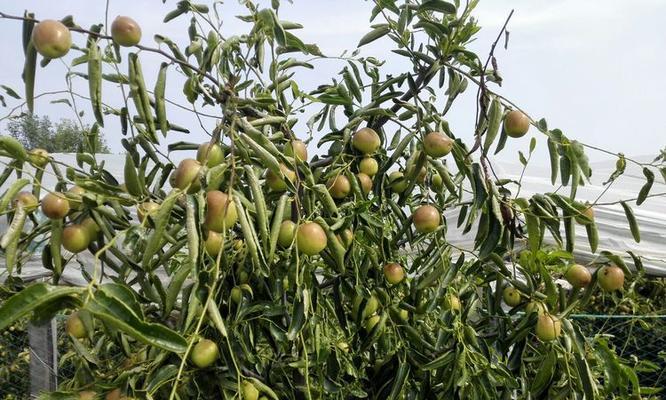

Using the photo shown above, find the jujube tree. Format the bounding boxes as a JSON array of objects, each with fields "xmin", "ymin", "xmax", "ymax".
[{"xmin": 0, "ymin": 1, "xmax": 663, "ymax": 399}]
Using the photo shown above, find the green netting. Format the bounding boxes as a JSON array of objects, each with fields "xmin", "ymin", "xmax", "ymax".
[
  {"xmin": 1, "ymin": 314, "xmax": 665, "ymax": 398},
  {"xmin": 572, "ymin": 314, "xmax": 666, "ymax": 391},
  {"xmin": 0, "ymin": 319, "xmax": 29, "ymax": 400}
]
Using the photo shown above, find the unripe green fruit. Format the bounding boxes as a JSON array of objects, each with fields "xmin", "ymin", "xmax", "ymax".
[
  {"xmin": 28, "ymin": 148, "xmax": 50, "ymax": 168},
  {"xmin": 296, "ymin": 222, "xmax": 327, "ymax": 255},
  {"xmin": 352, "ymin": 127, "xmax": 381, "ymax": 154},
  {"xmin": 241, "ymin": 380, "xmax": 259, "ymax": 400},
  {"xmin": 598, "ymin": 265, "xmax": 625, "ymax": 292},
  {"xmin": 336, "ymin": 228, "xmax": 354, "ymax": 248},
  {"xmin": 31, "ymin": 20, "xmax": 72, "ymax": 59},
  {"xmin": 191, "ymin": 339, "xmax": 219, "ymax": 368},
  {"xmin": 412, "ymin": 204, "xmax": 440, "ymax": 233},
  {"xmin": 278, "ymin": 220, "xmax": 296, "ymax": 248},
  {"xmin": 62, "ymin": 224, "xmax": 91, "ymax": 253},
  {"xmin": 359, "ymin": 157, "xmax": 378, "ymax": 176},
  {"xmin": 535, "ymin": 314, "xmax": 561, "ymax": 341},
  {"xmin": 389, "ymin": 171, "xmax": 407, "ymax": 193},
  {"xmin": 565, "ymin": 264, "xmax": 592, "ymax": 288},
  {"xmin": 111, "ymin": 16, "xmax": 142, "ymax": 47},
  {"xmin": 383, "ymin": 263, "xmax": 405, "ymax": 285},
  {"xmin": 204, "ymin": 231, "xmax": 223, "ymax": 257},
  {"xmin": 196, "ymin": 142, "xmax": 225, "ymax": 167},
  {"xmin": 205, "ymin": 191, "xmax": 238, "ymax": 232},
  {"xmin": 41, "ymin": 192, "xmax": 70, "ymax": 219},
  {"xmin": 431, "ymin": 173, "xmax": 443, "ymax": 190},
  {"xmin": 423, "ymin": 131, "xmax": 454, "ymax": 158},
  {"xmin": 266, "ymin": 164, "xmax": 296, "ymax": 192},
  {"xmin": 285, "ymin": 140, "xmax": 308, "ymax": 161},
  {"xmin": 231, "ymin": 286, "xmax": 243, "ymax": 304},
  {"xmin": 355, "ymin": 173, "xmax": 372, "ymax": 195},
  {"xmin": 327, "ymin": 175, "xmax": 351, "ymax": 199},
  {"xmin": 65, "ymin": 312, "xmax": 86, "ymax": 338},
  {"xmin": 504, "ymin": 110, "xmax": 530, "ymax": 138},
  {"xmin": 502, "ymin": 287, "xmax": 522, "ymax": 307},
  {"xmin": 173, "ymin": 158, "xmax": 202, "ymax": 193}
]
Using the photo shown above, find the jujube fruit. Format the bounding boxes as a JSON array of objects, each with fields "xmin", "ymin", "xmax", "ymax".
[
  {"xmin": 526, "ymin": 301, "xmax": 545, "ymax": 316},
  {"xmin": 41, "ymin": 192, "xmax": 70, "ymax": 219},
  {"xmin": 205, "ymin": 191, "xmax": 237, "ymax": 232},
  {"xmin": 359, "ymin": 157, "xmax": 378, "ymax": 176},
  {"xmin": 196, "ymin": 142, "xmax": 225, "ymax": 167},
  {"xmin": 336, "ymin": 228, "xmax": 354, "ymax": 248},
  {"xmin": 431, "ymin": 173, "xmax": 443, "ymax": 190},
  {"xmin": 502, "ymin": 286, "xmax": 522, "ymax": 307},
  {"xmin": 423, "ymin": 132, "xmax": 454, "ymax": 158},
  {"xmin": 565, "ymin": 263, "xmax": 592, "ymax": 288},
  {"xmin": 81, "ymin": 217, "xmax": 100, "ymax": 238},
  {"xmin": 173, "ymin": 158, "xmax": 202, "ymax": 193},
  {"xmin": 62, "ymin": 224, "xmax": 91, "ymax": 253},
  {"xmin": 383, "ymin": 263, "xmax": 405, "ymax": 285},
  {"xmin": 66, "ymin": 186, "xmax": 85, "ymax": 210},
  {"xmin": 535, "ymin": 313, "xmax": 561, "ymax": 341},
  {"xmin": 31, "ymin": 20, "xmax": 72, "ymax": 59},
  {"xmin": 285, "ymin": 140, "xmax": 308, "ymax": 161},
  {"xmin": 266, "ymin": 164, "xmax": 296, "ymax": 192},
  {"xmin": 296, "ymin": 222, "xmax": 327, "ymax": 255},
  {"xmin": 28, "ymin": 148, "xmax": 50, "ymax": 168},
  {"xmin": 111, "ymin": 16, "xmax": 142, "ymax": 47},
  {"xmin": 205, "ymin": 231, "xmax": 223, "ymax": 257},
  {"xmin": 389, "ymin": 171, "xmax": 407, "ymax": 193},
  {"xmin": 356, "ymin": 173, "xmax": 373, "ymax": 195},
  {"xmin": 278, "ymin": 220, "xmax": 296, "ymax": 248},
  {"xmin": 137, "ymin": 201, "xmax": 159, "ymax": 223},
  {"xmin": 351, "ymin": 127, "xmax": 381, "ymax": 154},
  {"xmin": 598, "ymin": 265, "xmax": 625, "ymax": 291},
  {"xmin": 191, "ymin": 338, "xmax": 219, "ymax": 368},
  {"xmin": 412, "ymin": 204, "xmax": 440, "ymax": 233},
  {"xmin": 78, "ymin": 391, "xmax": 97, "ymax": 400},
  {"xmin": 442, "ymin": 294, "xmax": 461, "ymax": 312},
  {"xmin": 65, "ymin": 312, "xmax": 86, "ymax": 338},
  {"xmin": 14, "ymin": 191, "xmax": 39, "ymax": 210},
  {"xmin": 327, "ymin": 175, "xmax": 351, "ymax": 199},
  {"xmin": 241, "ymin": 381, "xmax": 259, "ymax": 400},
  {"xmin": 504, "ymin": 110, "xmax": 530, "ymax": 138},
  {"xmin": 231, "ymin": 286, "xmax": 243, "ymax": 303}
]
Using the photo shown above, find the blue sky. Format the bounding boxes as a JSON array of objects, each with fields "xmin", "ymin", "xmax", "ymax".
[{"xmin": 0, "ymin": 0, "xmax": 664, "ymax": 167}]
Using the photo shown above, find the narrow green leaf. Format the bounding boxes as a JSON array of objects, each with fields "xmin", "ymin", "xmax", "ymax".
[
  {"xmin": 620, "ymin": 201, "xmax": 640, "ymax": 242},
  {"xmin": 0, "ymin": 283, "xmax": 83, "ymax": 330},
  {"xmin": 358, "ymin": 25, "xmax": 390, "ymax": 47}
]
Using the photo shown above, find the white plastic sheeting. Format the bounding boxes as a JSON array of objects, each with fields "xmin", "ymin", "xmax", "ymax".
[
  {"xmin": 1, "ymin": 153, "xmax": 665, "ymax": 285},
  {"xmin": 444, "ymin": 156, "xmax": 666, "ymax": 276}
]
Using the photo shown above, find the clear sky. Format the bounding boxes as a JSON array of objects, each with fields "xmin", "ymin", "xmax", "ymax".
[{"xmin": 0, "ymin": 0, "xmax": 664, "ymax": 167}]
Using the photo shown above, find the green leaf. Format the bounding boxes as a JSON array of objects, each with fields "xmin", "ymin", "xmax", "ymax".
[
  {"xmin": 483, "ymin": 97, "xmax": 502, "ymax": 155},
  {"xmin": 358, "ymin": 25, "xmax": 390, "ymax": 47},
  {"xmin": 636, "ymin": 167, "xmax": 654, "ymax": 205},
  {"xmin": 620, "ymin": 201, "xmax": 640, "ymax": 242},
  {"xmin": 142, "ymin": 190, "xmax": 180, "ymax": 270},
  {"xmin": 86, "ymin": 291, "xmax": 187, "ymax": 353},
  {"xmin": 419, "ymin": 0, "xmax": 456, "ymax": 14},
  {"xmin": 547, "ymin": 138, "xmax": 559, "ymax": 185},
  {"xmin": 0, "ymin": 283, "xmax": 83, "ymax": 331}
]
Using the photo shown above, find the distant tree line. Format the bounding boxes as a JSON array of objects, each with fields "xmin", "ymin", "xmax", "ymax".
[{"xmin": 6, "ymin": 114, "xmax": 110, "ymax": 153}]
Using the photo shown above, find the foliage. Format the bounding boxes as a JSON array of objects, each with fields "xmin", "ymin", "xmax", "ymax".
[
  {"xmin": 5, "ymin": 114, "xmax": 110, "ymax": 153},
  {"xmin": 0, "ymin": 1, "xmax": 664, "ymax": 399}
]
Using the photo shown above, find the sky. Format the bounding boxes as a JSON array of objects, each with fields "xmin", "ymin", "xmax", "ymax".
[{"xmin": 0, "ymin": 0, "xmax": 665, "ymax": 169}]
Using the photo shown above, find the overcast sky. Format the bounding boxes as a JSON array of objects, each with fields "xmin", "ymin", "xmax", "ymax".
[{"xmin": 0, "ymin": 0, "xmax": 664, "ymax": 168}]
